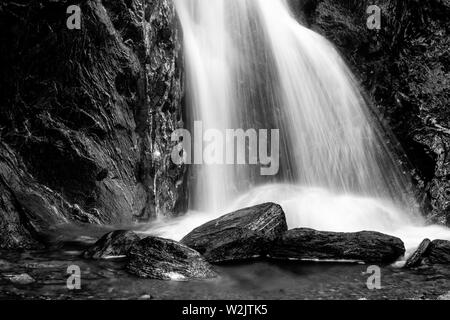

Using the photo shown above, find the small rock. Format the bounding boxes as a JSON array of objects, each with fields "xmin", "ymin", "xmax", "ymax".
[
  {"xmin": 181, "ymin": 202, "xmax": 288, "ymax": 263},
  {"xmin": 404, "ymin": 239, "xmax": 432, "ymax": 268},
  {"xmin": 268, "ymin": 228, "xmax": 405, "ymax": 263},
  {"xmin": 126, "ymin": 236, "xmax": 217, "ymax": 281},
  {"xmin": 427, "ymin": 240, "xmax": 450, "ymax": 264},
  {"xmin": 82, "ymin": 230, "xmax": 140, "ymax": 259}
]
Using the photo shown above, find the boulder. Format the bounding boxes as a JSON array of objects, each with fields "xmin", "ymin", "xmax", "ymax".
[
  {"xmin": 181, "ymin": 203, "xmax": 288, "ymax": 263},
  {"xmin": 126, "ymin": 237, "xmax": 216, "ymax": 281},
  {"xmin": 404, "ymin": 239, "xmax": 432, "ymax": 268},
  {"xmin": 268, "ymin": 228, "xmax": 405, "ymax": 263},
  {"xmin": 427, "ymin": 240, "xmax": 450, "ymax": 264},
  {"xmin": 82, "ymin": 230, "xmax": 140, "ymax": 259}
]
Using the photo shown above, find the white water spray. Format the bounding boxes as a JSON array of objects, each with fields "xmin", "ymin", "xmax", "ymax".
[{"xmin": 146, "ymin": 0, "xmax": 450, "ymax": 253}]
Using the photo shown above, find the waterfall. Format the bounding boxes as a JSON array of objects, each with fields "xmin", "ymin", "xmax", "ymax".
[{"xmin": 146, "ymin": 0, "xmax": 450, "ymax": 253}]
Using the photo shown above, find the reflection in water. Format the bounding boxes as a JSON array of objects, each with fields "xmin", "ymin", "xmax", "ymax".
[{"xmin": 1, "ymin": 248, "xmax": 449, "ymax": 300}]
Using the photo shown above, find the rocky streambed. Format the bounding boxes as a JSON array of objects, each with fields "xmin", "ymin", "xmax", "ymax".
[{"xmin": 1, "ymin": 203, "xmax": 449, "ymax": 300}]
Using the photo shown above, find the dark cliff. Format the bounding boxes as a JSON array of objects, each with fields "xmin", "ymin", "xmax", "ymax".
[
  {"xmin": 290, "ymin": 0, "xmax": 450, "ymax": 225},
  {"xmin": 0, "ymin": 0, "xmax": 185, "ymax": 249}
]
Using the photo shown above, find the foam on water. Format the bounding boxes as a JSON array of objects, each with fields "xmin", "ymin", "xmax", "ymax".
[{"xmin": 144, "ymin": 184, "xmax": 450, "ymax": 256}]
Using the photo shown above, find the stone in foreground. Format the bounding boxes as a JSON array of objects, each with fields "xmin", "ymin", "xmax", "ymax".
[
  {"xmin": 126, "ymin": 236, "xmax": 216, "ymax": 281},
  {"xmin": 269, "ymin": 228, "xmax": 405, "ymax": 263},
  {"xmin": 404, "ymin": 239, "xmax": 432, "ymax": 268},
  {"xmin": 427, "ymin": 240, "xmax": 450, "ymax": 264},
  {"xmin": 181, "ymin": 202, "xmax": 288, "ymax": 263},
  {"xmin": 82, "ymin": 230, "xmax": 140, "ymax": 259}
]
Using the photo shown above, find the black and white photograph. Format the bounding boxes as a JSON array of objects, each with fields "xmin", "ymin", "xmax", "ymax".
[{"xmin": 0, "ymin": 0, "xmax": 449, "ymax": 309}]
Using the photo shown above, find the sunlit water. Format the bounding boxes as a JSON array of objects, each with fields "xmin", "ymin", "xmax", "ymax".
[{"xmin": 146, "ymin": 0, "xmax": 450, "ymax": 257}]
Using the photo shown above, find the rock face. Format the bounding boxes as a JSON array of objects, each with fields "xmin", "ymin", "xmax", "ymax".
[
  {"xmin": 290, "ymin": 0, "xmax": 450, "ymax": 225},
  {"xmin": 181, "ymin": 203, "xmax": 288, "ymax": 263},
  {"xmin": 269, "ymin": 228, "xmax": 405, "ymax": 263},
  {"xmin": 5, "ymin": 274, "xmax": 35, "ymax": 285},
  {"xmin": 0, "ymin": 0, "xmax": 185, "ymax": 248},
  {"xmin": 403, "ymin": 239, "xmax": 450, "ymax": 267},
  {"xmin": 82, "ymin": 230, "xmax": 140, "ymax": 259},
  {"xmin": 126, "ymin": 237, "xmax": 216, "ymax": 280},
  {"xmin": 404, "ymin": 239, "xmax": 432, "ymax": 268},
  {"xmin": 427, "ymin": 240, "xmax": 450, "ymax": 264}
]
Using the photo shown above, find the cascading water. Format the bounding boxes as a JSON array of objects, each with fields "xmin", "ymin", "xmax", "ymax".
[{"xmin": 146, "ymin": 0, "xmax": 450, "ymax": 254}]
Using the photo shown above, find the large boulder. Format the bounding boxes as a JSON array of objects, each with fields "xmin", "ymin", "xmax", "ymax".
[
  {"xmin": 427, "ymin": 240, "xmax": 450, "ymax": 264},
  {"xmin": 82, "ymin": 230, "xmax": 140, "ymax": 259},
  {"xmin": 268, "ymin": 228, "xmax": 405, "ymax": 263},
  {"xmin": 181, "ymin": 203, "xmax": 288, "ymax": 263},
  {"xmin": 126, "ymin": 237, "xmax": 216, "ymax": 281},
  {"xmin": 404, "ymin": 239, "xmax": 432, "ymax": 268}
]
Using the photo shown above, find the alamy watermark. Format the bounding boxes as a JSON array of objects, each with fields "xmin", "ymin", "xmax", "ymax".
[
  {"xmin": 66, "ymin": 265, "xmax": 81, "ymax": 290},
  {"xmin": 365, "ymin": 265, "xmax": 381, "ymax": 290},
  {"xmin": 367, "ymin": 5, "xmax": 381, "ymax": 30},
  {"xmin": 171, "ymin": 121, "xmax": 280, "ymax": 176},
  {"xmin": 66, "ymin": 5, "xmax": 81, "ymax": 30}
]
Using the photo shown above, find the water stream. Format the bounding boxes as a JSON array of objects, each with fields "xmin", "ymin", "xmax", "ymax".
[{"xmin": 146, "ymin": 0, "xmax": 450, "ymax": 254}]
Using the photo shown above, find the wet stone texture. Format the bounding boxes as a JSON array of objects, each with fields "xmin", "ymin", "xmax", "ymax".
[
  {"xmin": 404, "ymin": 239, "xmax": 432, "ymax": 268},
  {"xmin": 0, "ymin": 0, "xmax": 185, "ymax": 249},
  {"xmin": 82, "ymin": 230, "xmax": 141, "ymax": 260},
  {"xmin": 126, "ymin": 236, "xmax": 217, "ymax": 280},
  {"xmin": 427, "ymin": 240, "xmax": 450, "ymax": 264},
  {"xmin": 181, "ymin": 203, "xmax": 288, "ymax": 263}
]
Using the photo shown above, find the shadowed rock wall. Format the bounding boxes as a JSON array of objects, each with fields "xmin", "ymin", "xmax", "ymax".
[{"xmin": 0, "ymin": 0, "xmax": 185, "ymax": 249}]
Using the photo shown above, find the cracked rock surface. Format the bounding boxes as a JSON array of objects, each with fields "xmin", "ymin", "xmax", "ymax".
[{"xmin": 0, "ymin": 0, "xmax": 185, "ymax": 248}]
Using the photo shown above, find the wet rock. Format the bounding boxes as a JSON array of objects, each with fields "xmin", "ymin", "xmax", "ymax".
[
  {"xmin": 5, "ymin": 273, "xmax": 35, "ymax": 285},
  {"xmin": 82, "ymin": 230, "xmax": 140, "ymax": 259},
  {"xmin": 0, "ymin": 143, "xmax": 59, "ymax": 249},
  {"xmin": 427, "ymin": 240, "xmax": 450, "ymax": 264},
  {"xmin": 181, "ymin": 203, "xmax": 288, "ymax": 263},
  {"xmin": 0, "ymin": 0, "xmax": 185, "ymax": 248},
  {"xmin": 269, "ymin": 228, "xmax": 405, "ymax": 263},
  {"xmin": 126, "ymin": 236, "xmax": 216, "ymax": 281},
  {"xmin": 404, "ymin": 239, "xmax": 432, "ymax": 268}
]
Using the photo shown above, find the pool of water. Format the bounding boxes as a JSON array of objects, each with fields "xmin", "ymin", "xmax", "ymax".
[{"xmin": 0, "ymin": 225, "xmax": 449, "ymax": 300}]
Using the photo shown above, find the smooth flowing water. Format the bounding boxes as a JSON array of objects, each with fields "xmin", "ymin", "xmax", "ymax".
[{"xmin": 146, "ymin": 0, "xmax": 450, "ymax": 253}]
